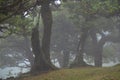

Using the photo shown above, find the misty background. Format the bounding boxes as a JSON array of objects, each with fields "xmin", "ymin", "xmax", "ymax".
[{"xmin": 0, "ymin": 0, "xmax": 120, "ymax": 79}]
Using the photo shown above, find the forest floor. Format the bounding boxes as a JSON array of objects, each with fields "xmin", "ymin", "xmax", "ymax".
[{"xmin": 20, "ymin": 65, "xmax": 120, "ymax": 80}]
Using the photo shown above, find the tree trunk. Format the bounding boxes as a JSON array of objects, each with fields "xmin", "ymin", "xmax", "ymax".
[
  {"xmin": 62, "ymin": 50, "xmax": 69, "ymax": 68},
  {"xmin": 70, "ymin": 28, "xmax": 88, "ymax": 68},
  {"xmin": 31, "ymin": 26, "xmax": 46, "ymax": 73},
  {"xmin": 41, "ymin": 2, "xmax": 52, "ymax": 63},
  {"xmin": 94, "ymin": 45, "xmax": 103, "ymax": 67},
  {"xmin": 31, "ymin": 26, "xmax": 55, "ymax": 73},
  {"xmin": 57, "ymin": 54, "xmax": 64, "ymax": 68},
  {"xmin": 31, "ymin": 1, "xmax": 57, "ymax": 73},
  {"xmin": 90, "ymin": 29, "xmax": 104, "ymax": 67}
]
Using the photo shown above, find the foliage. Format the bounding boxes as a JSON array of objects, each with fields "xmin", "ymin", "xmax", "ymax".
[
  {"xmin": 65, "ymin": 0, "xmax": 120, "ymax": 17},
  {"xmin": 64, "ymin": 0, "xmax": 120, "ymax": 67},
  {"xmin": 7, "ymin": 15, "xmax": 34, "ymax": 35},
  {"xmin": 0, "ymin": 13, "xmax": 35, "ymax": 38},
  {"xmin": 0, "ymin": 0, "xmax": 36, "ymax": 20},
  {"xmin": 64, "ymin": 0, "xmax": 120, "ymax": 29},
  {"xmin": 0, "ymin": 1, "xmax": 36, "ymax": 37}
]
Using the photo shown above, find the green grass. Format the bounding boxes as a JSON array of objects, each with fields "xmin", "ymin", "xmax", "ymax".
[{"xmin": 21, "ymin": 66, "xmax": 120, "ymax": 80}]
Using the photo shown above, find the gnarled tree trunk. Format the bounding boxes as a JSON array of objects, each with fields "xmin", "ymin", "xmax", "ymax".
[
  {"xmin": 31, "ymin": 26, "xmax": 46, "ymax": 73},
  {"xmin": 31, "ymin": 26, "xmax": 55, "ymax": 73},
  {"xmin": 31, "ymin": 1, "xmax": 56, "ymax": 73}
]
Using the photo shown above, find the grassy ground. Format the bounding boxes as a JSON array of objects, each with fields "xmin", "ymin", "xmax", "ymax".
[{"xmin": 21, "ymin": 65, "xmax": 120, "ymax": 80}]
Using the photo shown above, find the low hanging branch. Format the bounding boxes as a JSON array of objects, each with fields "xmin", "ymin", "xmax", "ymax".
[
  {"xmin": 0, "ymin": 0, "xmax": 21, "ymax": 12},
  {"xmin": 0, "ymin": 0, "xmax": 36, "ymax": 23}
]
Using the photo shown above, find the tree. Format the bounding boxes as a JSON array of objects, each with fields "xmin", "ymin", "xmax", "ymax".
[
  {"xmin": 0, "ymin": 0, "xmax": 59, "ymax": 73},
  {"xmin": 31, "ymin": 1, "xmax": 58, "ymax": 73},
  {"xmin": 4, "ymin": 15, "xmax": 34, "ymax": 66},
  {"xmin": 65, "ymin": 0, "xmax": 120, "ymax": 67},
  {"xmin": 70, "ymin": 27, "xmax": 89, "ymax": 67},
  {"xmin": 51, "ymin": 12, "xmax": 80, "ymax": 68},
  {"xmin": 0, "ymin": 0, "xmax": 36, "ymax": 23}
]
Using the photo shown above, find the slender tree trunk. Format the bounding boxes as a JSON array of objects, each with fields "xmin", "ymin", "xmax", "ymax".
[
  {"xmin": 62, "ymin": 50, "xmax": 69, "ymax": 68},
  {"xmin": 94, "ymin": 45, "xmax": 103, "ymax": 67},
  {"xmin": 90, "ymin": 29, "xmax": 104, "ymax": 67},
  {"xmin": 70, "ymin": 28, "xmax": 88, "ymax": 67},
  {"xmin": 41, "ymin": 2, "xmax": 53, "ymax": 64},
  {"xmin": 76, "ymin": 28, "xmax": 88, "ymax": 65},
  {"xmin": 57, "ymin": 55, "xmax": 64, "ymax": 68}
]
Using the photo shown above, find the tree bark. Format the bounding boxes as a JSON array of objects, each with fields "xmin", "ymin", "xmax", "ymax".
[
  {"xmin": 70, "ymin": 28, "xmax": 88, "ymax": 67},
  {"xmin": 62, "ymin": 50, "xmax": 69, "ymax": 68},
  {"xmin": 31, "ymin": 1, "xmax": 57, "ymax": 73},
  {"xmin": 90, "ymin": 29, "xmax": 104, "ymax": 67},
  {"xmin": 31, "ymin": 26, "xmax": 55, "ymax": 73},
  {"xmin": 41, "ymin": 2, "xmax": 53, "ymax": 64},
  {"xmin": 94, "ymin": 45, "xmax": 103, "ymax": 67},
  {"xmin": 31, "ymin": 26, "xmax": 45, "ymax": 73}
]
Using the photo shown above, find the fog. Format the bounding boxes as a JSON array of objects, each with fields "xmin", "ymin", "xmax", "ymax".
[{"xmin": 0, "ymin": 0, "xmax": 120, "ymax": 79}]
